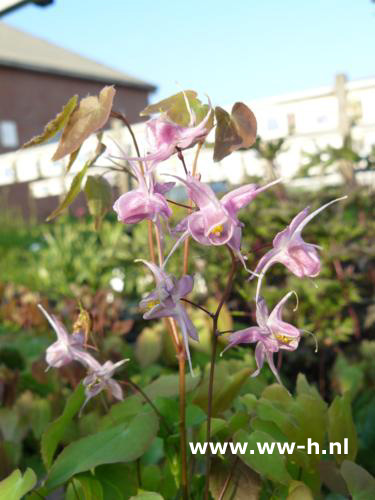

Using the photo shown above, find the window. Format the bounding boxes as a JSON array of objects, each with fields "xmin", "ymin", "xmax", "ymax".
[
  {"xmin": 267, "ymin": 117, "xmax": 279, "ymax": 131},
  {"xmin": 0, "ymin": 120, "xmax": 19, "ymax": 148}
]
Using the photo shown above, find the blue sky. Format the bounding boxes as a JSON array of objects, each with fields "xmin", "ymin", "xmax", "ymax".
[{"xmin": 4, "ymin": 0, "xmax": 375, "ymax": 105}]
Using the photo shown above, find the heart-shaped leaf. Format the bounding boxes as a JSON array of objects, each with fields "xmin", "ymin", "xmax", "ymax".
[
  {"xmin": 213, "ymin": 102, "xmax": 257, "ymax": 162},
  {"xmin": 141, "ymin": 90, "xmax": 212, "ymax": 129},
  {"xmin": 45, "ymin": 411, "xmax": 158, "ymax": 490},
  {"xmin": 41, "ymin": 384, "xmax": 85, "ymax": 469},
  {"xmin": 22, "ymin": 95, "xmax": 78, "ymax": 148},
  {"xmin": 0, "ymin": 468, "xmax": 36, "ymax": 500},
  {"xmin": 52, "ymin": 86, "xmax": 115, "ymax": 160}
]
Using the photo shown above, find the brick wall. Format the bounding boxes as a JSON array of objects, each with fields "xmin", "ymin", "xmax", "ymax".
[{"xmin": 0, "ymin": 65, "xmax": 153, "ymax": 154}]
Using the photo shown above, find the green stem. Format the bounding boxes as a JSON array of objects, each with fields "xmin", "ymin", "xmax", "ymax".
[
  {"xmin": 179, "ymin": 347, "xmax": 189, "ymax": 500},
  {"xmin": 204, "ymin": 247, "xmax": 238, "ymax": 500}
]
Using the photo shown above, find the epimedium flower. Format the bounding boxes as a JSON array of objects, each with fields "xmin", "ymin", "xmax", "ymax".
[
  {"xmin": 171, "ymin": 174, "xmax": 281, "ymax": 269},
  {"xmin": 221, "ymin": 292, "xmax": 300, "ymax": 384},
  {"xmin": 39, "ymin": 304, "xmax": 128, "ymax": 413},
  {"xmin": 38, "ymin": 304, "xmax": 93, "ymax": 369},
  {"xmin": 125, "ymin": 98, "xmax": 213, "ymax": 167},
  {"xmin": 113, "ymin": 160, "xmax": 173, "ymax": 225},
  {"xmin": 137, "ymin": 259, "xmax": 198, "ymax": 374},
  {"xmin": 81, "ymin": 358, "xmax": 128, "ymax": 414},
  {"xmin": 252, "ymin": 196, "xmax": 348, "ymax": 302}
]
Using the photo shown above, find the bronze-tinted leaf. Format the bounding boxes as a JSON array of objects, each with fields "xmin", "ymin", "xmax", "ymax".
[
  {"xmin": 141, "ymin": 90, "xmax": 213, "ymax": 129},
  {"xmin": 52, "ymin": 86, "xmax": 115, "ymax": 161},
  {"xmin": 232, "ymin": 102, "xmax": 257, "ymax": 148},
  {"xmin": 213, "ymin": 102, "xmax": 257, "ymax": 162},
  {"xmin": 22, "ymin": 95, "xmax": 78, "ymax": 148},
  {"xmin": 65, "ymin": 145, "xmax": 81, "ymax": 173}
]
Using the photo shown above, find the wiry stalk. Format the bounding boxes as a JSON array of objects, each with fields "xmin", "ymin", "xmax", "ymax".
[{"xmin": 204, "ymin": 247, "xmax": 238, "ymax": 500}]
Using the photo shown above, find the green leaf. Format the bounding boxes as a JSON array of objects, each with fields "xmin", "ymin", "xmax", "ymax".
[
  {"xmin": 287, "ymin": 480, "xmax": 314, "ymax": 499},
  {"xmin": 84, "ymin": 175, "xmax": 113, "ymax": 230},
  {"xmin": 213, "ymin": 102, "xmax": 257, "ymax": 162},
  {"xmin": 185, "ymin": 404, "xmax": 207, "ymax": 428},
  {"xmin": 47, "ymin": 143, "xmax": 105, "ymax": 221},
  {"xmin": 0, "ymin": 468, "xmax": 37, "ymax": 500},
  {"xmin": 45, "ymin": 411, "xmax": 159, "ymax": 490},
  {"xmin": 41, "ymin": 384, "xmax": 85, "ymax": 469},
  {"xmin": 233, "ymin": 429, "xmax": 292, "ymax": 485},
  {"xmin": 66, "ymin": 144, "xmax": 82, "ymax": 173},
  {"xmin": 328, "ymin": 393, "xmax": 358, "ymax": 465},
  {"xmin": 94, "ymin": 464, "xmax": 137, "ymax": 499},
  {"xmin": 22, "ymin": 95, "xmax": 78, "ymax": 148},
  {"xmin": 213, "ymin": 368, "xmax": 252, "ymax": 415},
  {"xmin": 341, "ymin": 460, "xmax": 375, "ymax": 500},
  {"xmin": 129, "ymin": 493, "xmax": 163, "ymax": 500},
  {"xmin": 193, "ymin": 364, "xmax": 251, "ymax": 416},
  {"xmin": 67, "ymin": 474, "xmax": 104, "ymax": 500},
  {"xmin": 30, "ymin": 398, "xmax": 51, "ymax": 439},
  {"xmin": 140, "ymin": 90, "xmax": 211, "ymax": 128},
  {"xmin": 134, "ymin": 327, "xmax": 163, "ymax": 368},
  {"xmin": 100, "ymin": 373, "xmax": 199, "ymax": 430}
]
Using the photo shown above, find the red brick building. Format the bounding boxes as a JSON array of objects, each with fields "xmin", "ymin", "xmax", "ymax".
[{"xmin": 0, "ymin": 22, "xmax": 156, "ymax": 154}]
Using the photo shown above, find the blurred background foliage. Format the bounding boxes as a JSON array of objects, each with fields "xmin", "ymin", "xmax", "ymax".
[{"xmin": 1, "ymin": 182, "xmax": 375, "ymax": 498}]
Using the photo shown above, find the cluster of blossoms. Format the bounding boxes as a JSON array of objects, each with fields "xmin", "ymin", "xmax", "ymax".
[
  {"xmin": 41, "ymin": 94, "xmax": 347, "ymax": 405},
  {"xmin": 38, "ymin": 304, "xmax": 127, "ymax": 412}
]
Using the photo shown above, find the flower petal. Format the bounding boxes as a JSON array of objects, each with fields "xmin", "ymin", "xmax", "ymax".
[{"xmin": 221, "ymin": 178, "xmax": 281, "ymax": 216}]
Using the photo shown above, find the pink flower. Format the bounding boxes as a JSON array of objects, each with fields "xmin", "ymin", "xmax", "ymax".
[
  {"xmin": 137, "ymin": 259, "xmax": 198, "ymax": 374},
  {"xmin": 172, "ymin": 175, "xmax": 280, "ymax": 268},
  {"xmin": 81, "ymin": 359, "xmax": 127, "ymax": 413},
  {"xmin": 253, "ymin": 196, "xmax": 347, "ymax": 302},
  {"xmin": 38, "ymin": 305, "xmax": 92, "ymax": 369},
  {"xmin": 113, "ymin": 161, "xmax": 173, "ymax": 225},
  {"xmin": 221, "ymin": 292, "xmax": 300, "ymax": 383},
  {"xmin": 126, "ymin": 100, "xmax": 212, "ymax": 167}
]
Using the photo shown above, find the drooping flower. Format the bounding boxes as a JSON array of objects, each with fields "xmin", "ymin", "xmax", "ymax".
[
  {"xmin": 81, "ymin": 358, "xmax": 128, "ymax": 413},
  {"xmin": 137, "ymin": 259, "xmax": 198, "ymax": 373},
  {"xmin": 126, "ymin": 99, "xmax": 212, "ymax": 167},
  {"xmin": 221, "ymin": 292, "xmax": 300, "ymax": 384},
  {"xmin": 38, "ymin": 304, "xmax": 93, "ymax": 369},
  {"xmin": 172, "ymin": 174, "xmax": 280, "ymax": 268},
  {"xmin": 252, "ymin": 196, "xmax": 347, "ymax": 301},
  {"xmin": 113, "ymin": 160, "xmax": 173, "ymax": 225}
]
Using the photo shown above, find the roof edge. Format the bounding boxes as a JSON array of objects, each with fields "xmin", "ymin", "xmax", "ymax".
[{"xmin": 0, "ymin": 59, "xmax": 157, "ymax": 91}]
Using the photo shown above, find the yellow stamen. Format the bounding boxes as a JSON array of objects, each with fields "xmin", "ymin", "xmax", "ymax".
[
  {"xmin": 210, "ymin": 224, "xmax": 224, "ymax": 236},
  {"xmin": 145, "ymin": 300, "xmax": 160, "ymax": 310},
  {"xmin": 275, "ymin": 333, "xmax": 293, "ymax": 344}
]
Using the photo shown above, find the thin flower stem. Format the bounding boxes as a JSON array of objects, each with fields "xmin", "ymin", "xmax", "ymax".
[
  {"xmin": 147, "ymin": 221, "xmax": 156, "ymax": 264},
  {"xmin": 183, "ymin": 141, "xmax": 203, "ymax": 274},
  {"xmin": 155, "ymin": 224, "xmax": 163, "ymax": 267},
  {"xmin": 176, "ymin": 147, "xmax": 188, "ymax": 175},
  {"xmin": 218, "ymin": 456, "xmax": 239, "ymax": 500},
  {"xmin": 178, "ymin": 347, "xmax": 189, "ymax": 500},
  {"xmin": 167, "ymin": 199, "xmax": 194, "ymax": 210},
  {"xmin": 177, "ymin": 142, "xmax": 203, "ymax": 498},
  {"xmin": 110, "ymin": 110, "xmax": 142, "ymax": 159},
  {"xmin": 180, "ymin": 298, "xmax": 213, "ymax": 318},
  {"xmin": 121, "ymin": 380, "xmax": 173, "ymax": 433},
  {"xmin": 204, "ymin": 247, "xmax": 238, "ymax": 500}
]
